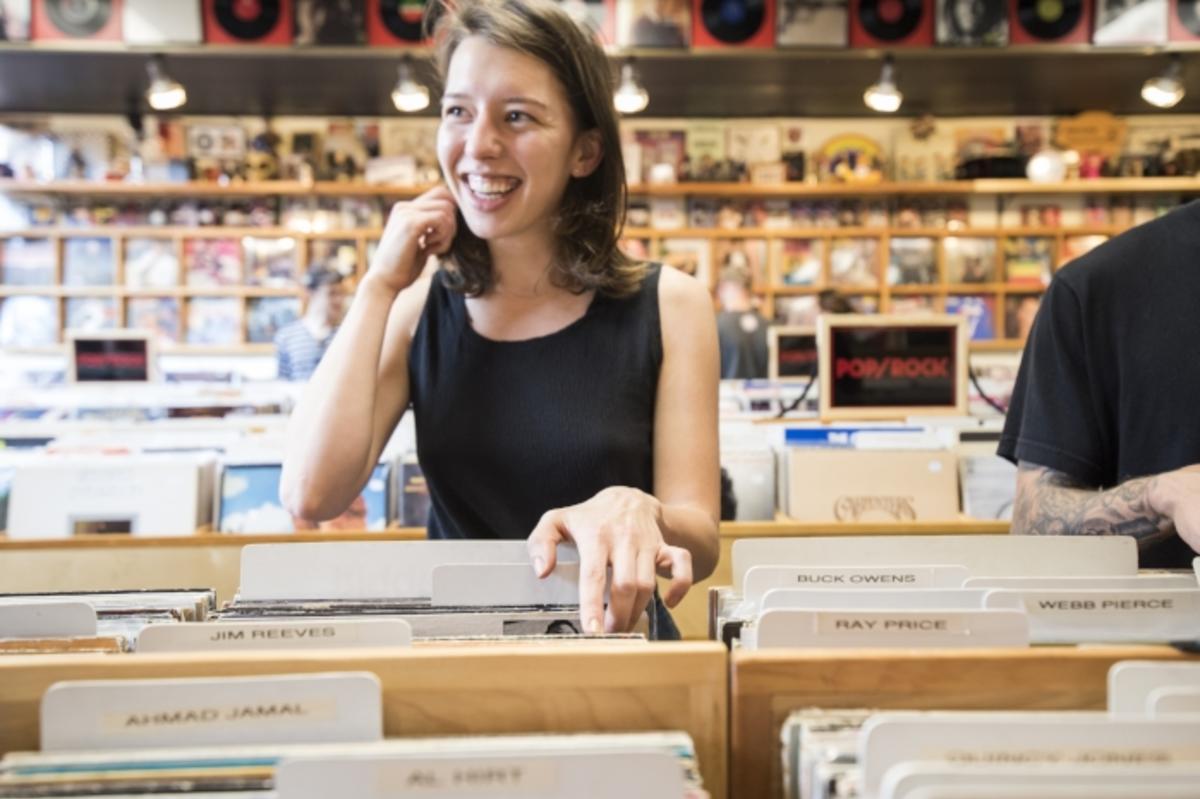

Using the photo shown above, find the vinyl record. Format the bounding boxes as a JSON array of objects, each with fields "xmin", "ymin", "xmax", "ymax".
[
  {"xmin": 1172, "ymin": 0, "xmax": 1200, "ymax": 38},
  {"xmin": 700, "ymin": 0, "xmax": 766, "ymax": 42},
  {"xmin": 859, "ymin": 0, "xmax": 923, "ymax": 39},
  {"xmin": 377, "ymin": 0, "xmax": 424, "ymax": 41},
  {"xmin": 1016, "ymin": 0, "xmax": 1081, "ymax": 37},
  {"xmin": 45, "ymin": 0, "xmax": 111, "ymax": 35},
  {"xmin": 213, "ymin": 0, "xmax": 280, "ymax": 38}
]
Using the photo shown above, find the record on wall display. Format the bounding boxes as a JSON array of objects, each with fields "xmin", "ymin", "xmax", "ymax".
[
  {"xmin": 776, "ymin": 0, "xmax": 849, "ymax": 46},
  {"xmin": 1092, "ymin": 0, "xmax": 1166, "ymax": 44},
  {"xmin": 555, "ymin": 0, "xmax": 616, "ymax": 46},
  {"xmin": 367, "ymin": 0, "xmax": 430, "ymax": 44},
  {"xmin": 1169, "ymin": 0, "xmax": 1200, "ymax": 40},
  {"xmin": 850, "ymin": 0, "xmax": 934, "ymax": 45},
  {"xmin": 294, "ymin": 0, "xmax": 364, "ymax": 44},
  {"xmin": 1, "ymin": 0, "xmax": 33, "ymax": 41},
  {"xmin": 203, "ymin": 0, "xmax": 293, "ymax": 45},
  {"xmin": 33, "ymin": 0, "xmax": 123, "ymax": 40},
  {"xmin": 693, "ymin": 0, "xmax": 776, "ymax": 47},
  {"xmin": 123, "ymin": 0, "xmax": 202, "ymax": 44},
  {"xmin": 1009, "ymin": 0, "xmax": 1090, "ymax": 42},
  {"xmin": 937, "ymin": 0, "xmax": 1007, "ymax": 43}
]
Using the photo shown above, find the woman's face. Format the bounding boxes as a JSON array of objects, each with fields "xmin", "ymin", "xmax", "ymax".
[{"xmin": 437, "ymin": 36, "xmax": 601, "ymax": 247}]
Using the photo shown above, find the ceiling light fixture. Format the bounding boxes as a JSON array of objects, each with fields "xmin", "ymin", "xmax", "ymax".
[
  {"xmin": 145, "ymin": 55, "xmax": 187, "ymax": 112},
  {"xmin": 392, "ymin": 56, "xmax": 431, "ymax": 113},
  {"xmin": 1141, "ymin": 54, "xmax": 1186, "ymax": 109},
  {"xmin": 863, "ymin": 54, "xmax": 903, "ymax": 114},
  {"xmin": 613, "ymin": 59, "xmax": 649, "ymax": 115}
]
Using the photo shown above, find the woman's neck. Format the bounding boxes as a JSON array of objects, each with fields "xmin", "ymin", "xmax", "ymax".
[{"xmin": 486, "ymin": 230, "xmax": 562, "ymax": 299}]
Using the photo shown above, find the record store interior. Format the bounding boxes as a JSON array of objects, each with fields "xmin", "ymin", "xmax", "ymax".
[{"xmin": 3, "ymin": 0, "xmax": 1200, "ymax": 797}]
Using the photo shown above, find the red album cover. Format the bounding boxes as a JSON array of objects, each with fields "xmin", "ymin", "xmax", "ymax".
[
  {"xmin": 1169, "ymin": 0, "xmax": 1200, "ymax": 40},
  {"xmin": 849, "ymin": 0, "xmax": 933, "ymax": 47},
  {"xmin": 202, "ymin": 0, "xmax": 293, "ymax": 45},
  {"xmin": 1009, "ymin": 0, "xmax": 1091, "ymax": 43},
  {"xmin": 692, "ymin": 0, "xmax": 776, "ymax": 48},
  {"xmin": 32, "ymin": 0, "xmax": 124, "ymax": 41}
]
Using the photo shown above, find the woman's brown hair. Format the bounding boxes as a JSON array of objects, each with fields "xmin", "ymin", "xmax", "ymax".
[{"xmin": 430, "ymin": 0, "xmax": 646, "ymax": 298}]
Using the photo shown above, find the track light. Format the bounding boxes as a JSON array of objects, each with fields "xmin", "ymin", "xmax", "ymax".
[
  {"xmin": 1142, "ymin": 54, "xmax": 1185, "ymax": 109},
  {"xmin": 145, "ymin": 55, "xmax": 186, "ymax": 112},
  {"xmin": 613, "ymin": 59, "xmax": 649, "ymax": 115},
  {"xmin": 863, "ymin": 55, "xmax": 903, "ymax": 114},
  {"xmin": 391, "ymin": 56, "xmax": 430, "ymax": 113}
]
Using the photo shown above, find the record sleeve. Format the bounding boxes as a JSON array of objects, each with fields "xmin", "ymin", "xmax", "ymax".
[
  {"xmin": 367, "ymin": 0, "xmax": 434, "ymax": 45},
  {"xmin": 186, "ymin": 297, "xmax": 241, "ymax": 346},
  {"xmin": 124, "ymin": 237, "xmax": 180, "ymax": 288},
  {"xmin": 944, "ymin": 294, "xmax": 996, "ymax": 340},
  {"xmin": 936, "ymin": 0, "xmax": 1007, "ymax": 44},
  {"xmin": 1092, "ymin": 0, "xmax": 1167, "ymax": 43},
  {"xmin": 617, "ymin": 0, "xmax": 692, "ymax": 46},
  {"xmin": 1004, "ymin": 293, "xmax": 1041, "ymax": 339},
  {"xmin": 692, "ymin": 0, "xmax": 775, "ymax": 47},
  {"xmin": 829, "ymin": 237, "xmax": 879, "ymax": 287},
  {"xmin": 0, "ymin": 237, "xmax": 54, "ymax": 286},
  {"xmin": 294, "ymin": 0, "xmax": 365, "ymax": 44},
  {"xmin": 66, "ymin": 297, "xmax": 117, "ymax": 331},
  {"xmin": 850, "ymin": 0, "xmax": 934, "ymax": 45},
  {"xmin": 556, "ymin": 0, "xmax": 617, "ymax": 45},
  {"xmin": 243, "ymin": 236, "xmax": 298, "ymax": 287},
  {"xmin": 0, "ymin": 0, "xmax": 31, "ymax": 40},
  {"xmin": 0, "ymin": 295, "xmax": 59, "ymax": 347},
  {"xmin": 62, "ymin": 237, "xmax": 116, "ymax": 287},
  {"xmin": 126, "ymin": 297, "xmax": 181, "ymax": 344},
  {"xmin": 203, "ymin": 0, "xmax": 293, "ymax": 45},
  {"xmin": 1009, "ymin": 0, "xmax": 1091, "ymax": 42},
  {"xmin": 1169, "ymin": 0, "xmax": 1200, "ymax": 38},
  {"xmin": 1003, "ymin": 236, "xmax": 1053, "ymax": 286},
  {"xmin": 185, "ymin": 238, "xmax": 243, "ymax": 286},
  {"xmin": 776, "ymin": 0, "xmax": 849, "ymax": 45},
  {"xmin": 943, "ymin": 236, "xmax": 996, "ymax": 283},
  {"xmin": 887, "ymin": 235, "xmax": 937, "ymax": 286},
  {"xmin": 33, "ymin": 0, "xmax": 123, "ymax": 40},
  {"xmin": 122, "ymin": 0, "xmax": 202, "ymax": 43}
]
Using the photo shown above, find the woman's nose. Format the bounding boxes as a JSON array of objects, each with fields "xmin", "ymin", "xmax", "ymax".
[{"xmin": 464, "ymin": 116, "xmax": 503, "ymax": 159}]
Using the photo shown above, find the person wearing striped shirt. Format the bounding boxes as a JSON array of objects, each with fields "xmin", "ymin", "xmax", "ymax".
[{"xmin": 274, "ymin": 267, "xmax": 349, "ymax": 381}]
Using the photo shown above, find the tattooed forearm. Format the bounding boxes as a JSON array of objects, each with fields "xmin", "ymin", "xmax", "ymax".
[{"xmin": 1011, "ymin": 462, "xmax": 1174, "ymax": 546}]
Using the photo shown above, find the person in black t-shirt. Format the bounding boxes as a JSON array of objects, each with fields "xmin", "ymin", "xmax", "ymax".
[
  {"xmin": 998, "ymin": 201, "xmax": 1200, "ymax": 567},
  {"xmin": 715, "ymin": 265, "xmax": 770, "ymax": 380}
]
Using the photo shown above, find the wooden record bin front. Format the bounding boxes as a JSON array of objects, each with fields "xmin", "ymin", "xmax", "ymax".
[
  {"xmin": 730, "ymin": 645, "xmax": 1200, "ymax": 799},
  {"xmin": 0, "ymin": 642, "xmax": 729, "ymax": 799}
]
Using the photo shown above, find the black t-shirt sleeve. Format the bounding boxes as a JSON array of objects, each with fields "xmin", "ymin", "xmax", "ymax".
[{"xmin": 997, "ymin": 277, "xmax": 1108, "ymax": 486}]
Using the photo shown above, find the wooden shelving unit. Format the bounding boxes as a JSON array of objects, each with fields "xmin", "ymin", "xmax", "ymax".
[{"xmin": 2, "ymin": 178, "xmax": 1193, "ymax": 353}]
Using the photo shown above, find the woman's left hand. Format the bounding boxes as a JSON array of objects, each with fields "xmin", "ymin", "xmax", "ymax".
[{"xmin": 527, "ymin": 487, "xmax": 693, "ymax": 634}]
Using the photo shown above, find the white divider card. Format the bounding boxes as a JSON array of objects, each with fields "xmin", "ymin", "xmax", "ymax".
[
  {"xmin": 1148, "ymin": 687, "xmax": 1200, "ymax": 716},
  {"xmin": 859, "ymin": 711, "xmax": 1200, "ymax": 799},
  {"xmin": 430, "ymin": 563, "xmax": 582, "ymax": 607},
  {"xmin": 748, "ymin": 609, "xmax": 1028, "ymax": 649},
  {"xmin": 983, "ymin": 589, "xmax": 1200, "ymax": 643},
  {"xmin": 759, "ymin": 588, "xmax": 987, "ymax": 612},
  {"xmin": 1194, "ymin": 557, "xmax": 1199, "ymax": 582},
  {"xmin": 1108, "ymin": 661, "xmax": 1200, "ymax": 715},
  {"xmin": 41, "ymin": 672, "xmax": 383, "ymax": 751},
  {"xmin": 743, "ymin": 565, "xmax": 971, "ymax": 602},
  {"xmin": 964, "ymin": 575, "xmax": 1199, "ymax": 590},
  {"xmin": 238, "ymin": 541, "xmax": 579, "ymax": 601},
  {"xmin": 731, "ymin": 536, "xmax": 1136, "ymax": 591},
  {"xmin": 0, "ymin": 601, "xmax": 97, "ymax": 639},
  {"xmin": 879, "ymin": 762, "xmax": 1200, "ymax": 799},
  {"xmin": 274, "ymin": 751, "xmax": 686, "ymax": 799},
  {"xmin": 136, "ymin": 619, "xmax": 413, "ymax": 653}
]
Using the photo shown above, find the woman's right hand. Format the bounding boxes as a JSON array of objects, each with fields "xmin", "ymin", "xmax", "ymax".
[{"xmin": 365, "ymin": 185, "xmax": 458, "ymax": 295}]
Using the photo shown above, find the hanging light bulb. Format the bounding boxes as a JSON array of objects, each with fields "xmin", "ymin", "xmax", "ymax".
[
  {"xmin": 863, "ymin": 54, "xmax": 903, "ymax": 114},
  {"xmin": 145, "ymin": 55, "xmax": 187, "ymax": 112},
  {"xmin": 1142, "ymin": 54, "xmax": 1185, "ymax": 109},
  {"xmin": 391, "ymin": 56, "xmax": 431, "ymax": 113},
  {"xmin": 613, "ymin": 59, "xmax": 649, "ymax": 115}
]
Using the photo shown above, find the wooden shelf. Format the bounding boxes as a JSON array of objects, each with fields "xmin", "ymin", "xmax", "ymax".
[
  {"xmin": 4, "ymin": 178, "xmax": 1200, "ymax": 200},
  {"xmin": 731, "ymin": 645, "xmax": 1200, "ymax": 799},
  {"xmin": 0, "ymin": 643, "xmax": 729, "ymax": 799}
]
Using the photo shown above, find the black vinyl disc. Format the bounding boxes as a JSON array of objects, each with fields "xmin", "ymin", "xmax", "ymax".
[
  {"xmin": 859, "ymin": 0, "xmax": 923, "ymax": 40},
  {"xmin": 213, "ymin": 0, "xmax": 282, "ymax": 41},
  {"xmin": 45, "ymin": 0, "xmax": 112, "ymax": 37},
  {"xmin": 701, "ymin": 0, "xmax": 767, "ymax": 43},
  {"xmin": 378, "ymin": 0, "xmax": 431, "ymax": 42},
  {"xmin": 1176, "ymin": 0, "xmax": 1200, "ymax": 36},
  {"xmin": 1016, "ymin": 0, "xmax": 1082, "ymax": 38}
]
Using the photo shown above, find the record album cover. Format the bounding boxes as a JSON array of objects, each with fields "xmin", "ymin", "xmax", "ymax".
[
  {"xmin": 203, "ymin": 0, "xmax": 293, "ymax": 45},
  {"xmin": 943, "ymin": 236, "xmax": 997, "ymax": 283},
  {"xmin": 1093, "ymin": 0, "xmax": 1167, "ymax": 43},
  {"xmin": 294, "ymin": 0, "xmax": 365, "ymax": 44},
  {"xmin": 1009, "ymin": 0, "xmax": 1092, "ymax": 42},
  {"xmin": 33, "ymin": 0, "xmax": 123, "ymax": 40},
  {"xmin": 829, "ymin": 237, "xmax": 879, "ymax": 287},
  {"xmin": 185, "ymin": 238, "xmax": 242, "ymax": 287},
  {"xmin": 0, "ymin": 237, "xmax": 53, "ymax": 285},
  {"xmin": 693, "ymin": 0, "xmax": 775, "ymax": 47},
  {"xmin": 124, "ymin": 238, "xmax": 180, "ymax": 288},
  {"xmin": 122, "ymin": 0, "xmax": 202, "ymax": 43},
  {"xmin": 62, "ymin": 237, "xmax": 115, "ymax": 286},
  {"xmin": 126, "ymin": 297, "xmax": 181, "ymax": 344},
  {"xmin": 777, "ymin": 0, "xmax": 849, "ymax": 45},
  {"xmin": 887, "ymin": 236, "xmax": 937, "ymax": 286},
  {"xmin": 219, "ymin": 462, "xmax": 389, "ymax": 532},
  {"xmin": 617, "ymin": 0, "xmax": 691, "ymax": 46},
  {"xmin": 945, "ymin": 294, "xmax": 996, "ymax": 340},
  {"xmin": 65, "ymin": 297, "xmax": 117, "ymax": 331},
  {"xmin": 186, "ymin": 297, "xmax": 241, "ymax": 346},
  {"xmin": 850, "ymin": 0, "xmax": 934, "ymax": 46},
  {"xmin": 936, "ymin": 0, "xmax": 1008, "ymax": 44},
  {"xmin": 1004, "ymin": 293, "xmax": 1041, "ymax": 339},
  {"xmin": 367, "ymin": 0, "xmax": 437, "ymax": 45},
  {"xmin": 0, "ymin": 295, "xmax": 58, "ymax": 347},
  {"xmin": 0, "ymin": 0, "xmax": 31, "ymax": 40},
  {"xmin": 244, "ymin": 236, "xmax": 298, "ymax": 287}
]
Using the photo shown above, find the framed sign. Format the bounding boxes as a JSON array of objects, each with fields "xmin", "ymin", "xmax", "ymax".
[
  {"xmin": 817, "ymin": 314, "xmax": 967, "ymax": 420},
  {"xmin": 67, "ymin": 329, "xmax": 156, "ymax": 383},
  {"xmin": 768, "ymin": 325, "xmax": 817, "ymax": 381}
]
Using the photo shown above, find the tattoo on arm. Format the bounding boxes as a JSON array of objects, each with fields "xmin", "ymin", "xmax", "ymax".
[{"xmin": 1012, "ymin": 461, "xmax": 1173, "ymax": 545}]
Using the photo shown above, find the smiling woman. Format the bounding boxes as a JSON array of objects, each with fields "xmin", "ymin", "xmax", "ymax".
[{"xmin": 280, "ymin": 0, "xmax": 720, "ymax": 640}]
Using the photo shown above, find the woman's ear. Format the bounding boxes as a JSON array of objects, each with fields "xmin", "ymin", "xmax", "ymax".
[{"xmin": 571, "ymin": 129, "xmax": 604, "ymax": 178}]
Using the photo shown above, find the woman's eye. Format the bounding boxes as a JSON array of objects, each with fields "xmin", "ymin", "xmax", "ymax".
[
  {"xmin": 442, "ymin": 106, "xmax": 465, "ymax": 118},
  {"xmin": 506, "ymin": 110, "xmax": 532, "ymax": 123}
]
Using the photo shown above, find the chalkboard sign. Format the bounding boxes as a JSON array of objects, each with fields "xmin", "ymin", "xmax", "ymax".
[
  {"xmin": 818, "ymin": 315, "xmax": 967, "ymax": 420},
  {"xmin": 768, "ymin": 326, "xmax": 818, "ymax": 381},
  {"xmin": 68, "ymin": 330, "xmax": 155, "ymax": 383}
]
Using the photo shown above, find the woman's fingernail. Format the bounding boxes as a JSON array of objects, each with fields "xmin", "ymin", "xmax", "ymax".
[
  {"xmin": 587, "ymin": 618, "xmax": 602, "ymax": 635},
  {"xmin": 533, "ymin": 556, "xmax": 545, "ymax": 575}
]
